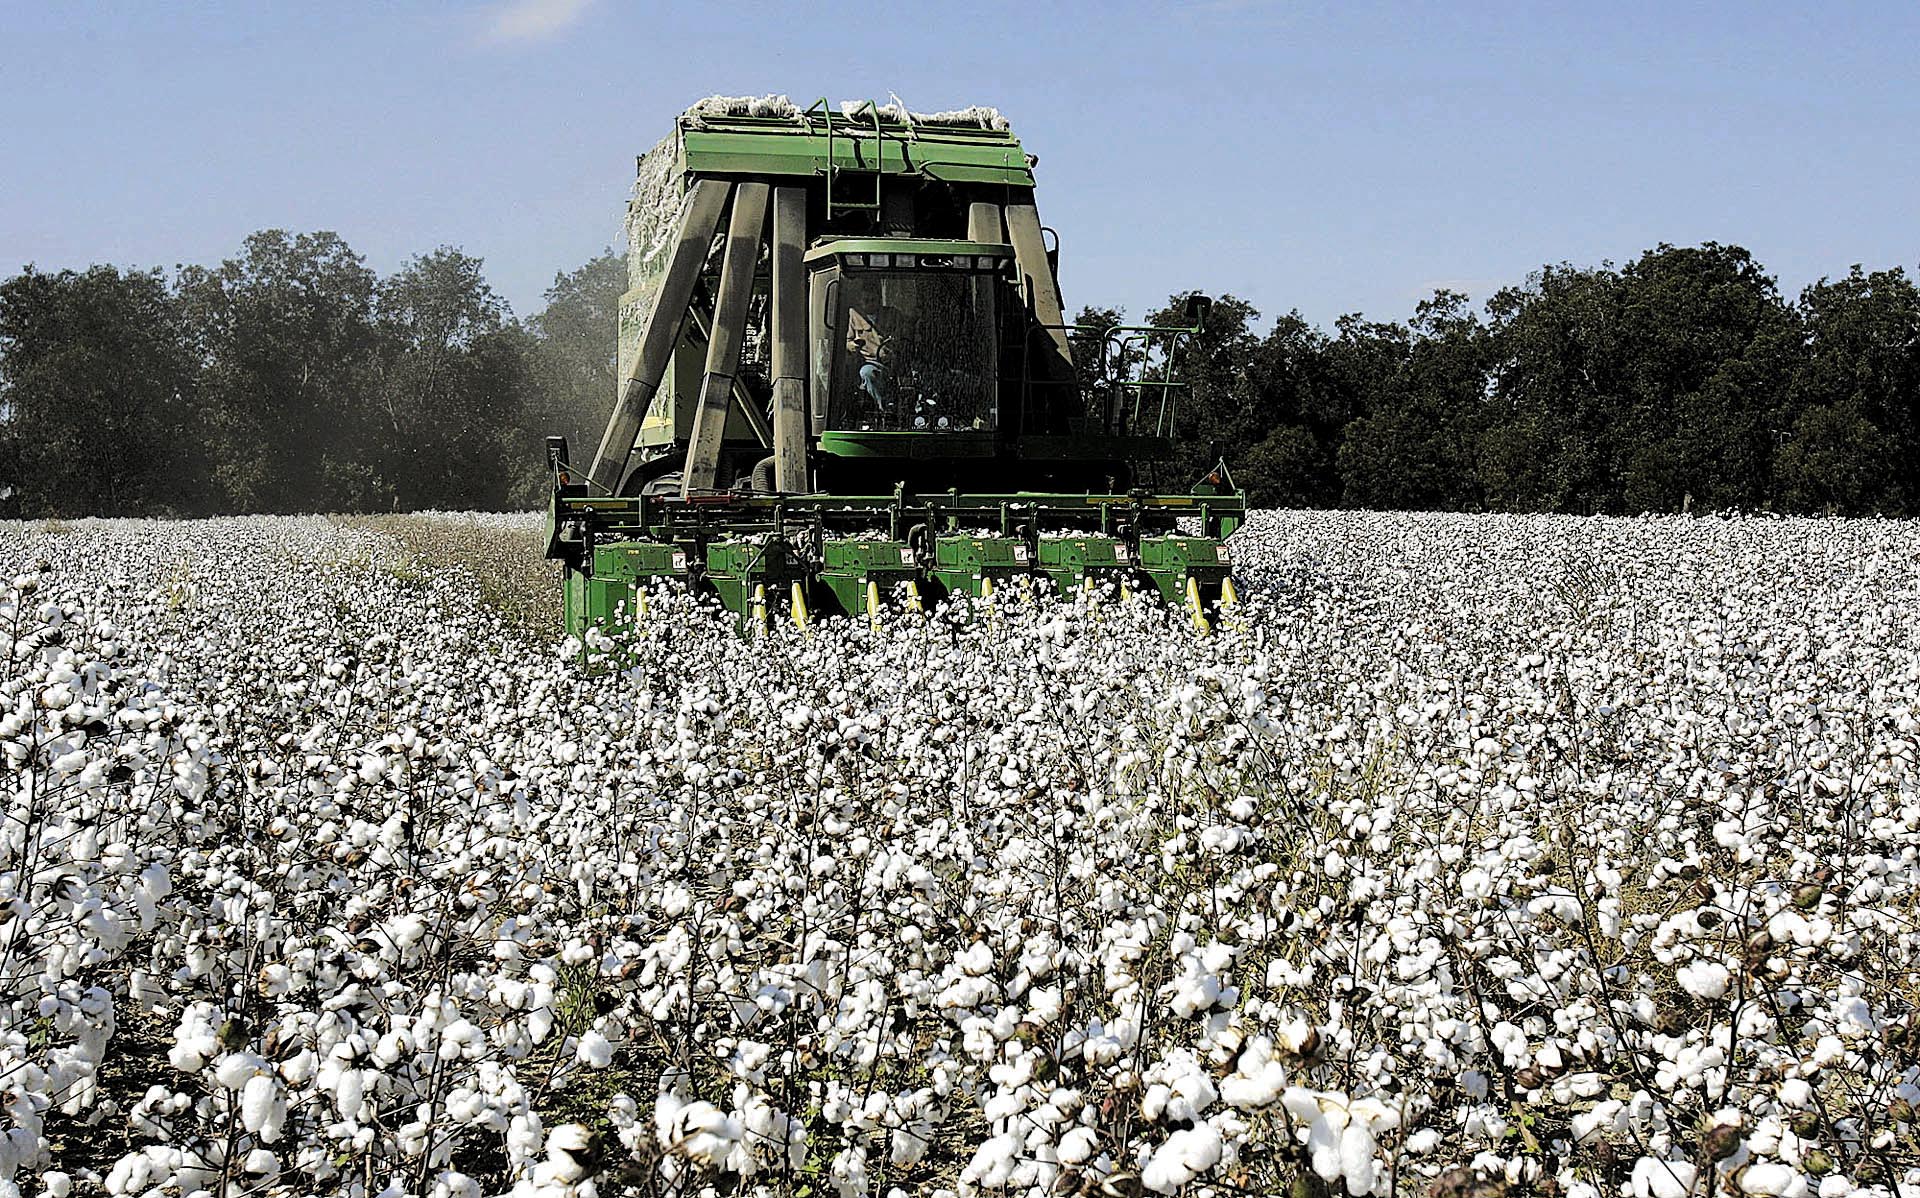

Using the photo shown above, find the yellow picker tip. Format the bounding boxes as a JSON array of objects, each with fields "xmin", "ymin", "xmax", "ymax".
[{"xmin": 1186, "ymin": 575, "xmax": 1211, "ymax": 635}]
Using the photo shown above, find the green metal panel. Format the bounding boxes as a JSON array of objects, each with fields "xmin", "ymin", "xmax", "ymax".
[
  {"xmin": 931, "ymin": 535, "xmax": 1029, "ymax": 597},
  {"xmin": 705, "ymin": 539, "xmax": 804, "ymax": 613},
  {"xmin": 818, "ymin": 430, "xmax": 997, "ymax": 459},
  {"xmin": 550, "ymin": 489, "xmax": 1247, "ymax": 545},
  {"xmin": 679, "ymin": 128, "xmax": 1032, "ymax": 187},
  {"xmin": 1034, "ymin": 536, "xmax": 1131, "ymax": 595},
  {"xmin": 565, "ymin": 541, "xmax": 692, "ymax": 633},
  {"xmin": 592, "ymin": 540, "xmax": 689, "ymax": 580},
  {"xmin": 817, "ymin": 540, "xmax": 918, "ymax": 615},
  {"xmin": 1137, "ymin": 536, "xmax": 1232, "ymax": 602}
]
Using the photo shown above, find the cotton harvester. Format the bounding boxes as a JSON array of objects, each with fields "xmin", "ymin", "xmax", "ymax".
[{"xmin": 543, "ymin": 96, "xmax": 1244, "ymax": 632}]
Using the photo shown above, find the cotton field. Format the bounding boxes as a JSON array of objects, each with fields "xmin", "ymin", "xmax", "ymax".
[{"xmin": 4, "ymin": 510, "xmax": 1919, "ymax": 1198}]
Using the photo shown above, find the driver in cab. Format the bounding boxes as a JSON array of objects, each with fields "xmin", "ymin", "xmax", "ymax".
[{"xmin": 846, "ymin": 305, "xmax": 903, "ymax": 420}]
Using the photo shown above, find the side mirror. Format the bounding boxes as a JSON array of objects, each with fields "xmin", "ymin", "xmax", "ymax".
[{"xmin": 1183, "ymin": 293, "xmax": 1212, "ymax": 330}]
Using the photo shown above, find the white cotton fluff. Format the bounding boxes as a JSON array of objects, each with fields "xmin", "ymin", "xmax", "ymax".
[
  {"xmin": 1676, "ymin": 959, "xmax": 1731, "ymax": 1000},
  {"xmin": 961, "ymin": 1133, "xmax": 1020, "ymax": 1189},
  {"xmin": 1273, "ymin": 1014, "xmax": 1319, "ymax": 1054},
  {"xmin": 1220, "ymin": 1038, "xmax": 1289, "ymax": 1109},
  {"xmin": 576, "ymin": 1029, "xmax": 614, "ymax": 1068},
  {"xmin": 1404, "ymin": 1128, "xmax": 1441, "ymax": 1155},
  {"xmin": 1168, "ymin": 973, "xmax": 1222, "ymax": 1017},
  {"xmin": 279, "ymin": 1048, "xmax": 317, "ymax": 1085},
  {"xmin": 212, "ymin": 1051, "xmax": 267, "ymax": 1090},
  {"xmin": 240, "ymin": 1074, "xmax": 285, "ymax": 1142},
  {"xmin": 1057, "ymin": 1126, "xmax": 1099, "ymax": 1166},
  {"xmin": 548, "ymin": 1123, "xmax": 593, "ymax": 1155},
  {"xmin": 1337, "ymin": 1122, "xmax": 1379, "ymax": 1194},
  {"xmin": 889, "ymin": 1123, "xmax": 931, "ymax": 1169},
  {"xmin": 1572, "ymin": 1100, "xmax": 1624, "ymax": 1143},
  {"xmin": 1630, "ymin": 1156, "xmax": 1699, "ymax": 1198},
  {"xmin": 167, "ymin": 1006, "xmax": 220, "ymax": 1073},
  {"xmin": 1026, "ymin": 985, "xmax": 1063, "ymax": 1025},
  {"xmin": 960, "ymin": 941, "xmax": 995, "ymax": 976},
  {"xmin": 662, "ymin": 1099, "xmax": 741, "ymax": 1166},
  {"xmin": 1831, "ymin": 995, "xmax": 1874, "ymax": 1037},
  {"xmin": 333, "ymin": 1067, "xmax": 365, "ymax": 1122},
  {"xmin": 1141, "ymin": 1123, "xmax": 1223, "ymax": 1194},
  {"xmin": 1739, "ymin": 1162, "xmax": 1809, "ymax": 1197},
  {"xmin": 432, "ymin": 1172, "xmax": 482, "ymax": 1198}
]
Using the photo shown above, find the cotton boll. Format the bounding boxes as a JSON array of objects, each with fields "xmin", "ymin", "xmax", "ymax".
[
  {"xmin": 576, "ymin": 1030, "xmax": 615, "ymax": 1068},
  {"xmin": 1057, "ymin": 1126, "xmax": 1100, "ymax": 1166},
  {"xmin": 1676, "ymin": 959, "xmax": 1731, "ymax": 1000},
  {"xmin": 242, "ymin": 1148, "xmax": 278, "ymax": 1175},
  {"xmin": 1140, "ymin": 1124, "xmax": 1222, "ymax": 1194},
  {"xmin": 240, "ymin": 1074, "xmax": 286, "ymax": 1142},
  {"xmin": 431, "ymin": 1172, "xmax": 483, "ymax": 1198},
  {"xmin": 544, "ymin": 1122, "xmax": 594, "ymax": 1182},
  {"xmin": 1630, "ymin": 1156, "xmax": 1698, "ymax": 1198},
  {"xmin": 1404, "ymin": 1128, "xmax": 1441, "ymax": 1155},
  {"xmin": 1338, "ymin": 1122, "xmax": 1378, "ymax": 1194},
  {"xmin": 961, "ymin": 1133, "xmax": 1020, "ymax": 1190},
  {"xmin": 663, "ymin": 1100, "xmax": 741, "ymax": 1166},
  {"xmin": 1738, "ymin": 1162, "xmax": 1808, "ymax": 1197},
  {"xmin": 889, "ymin": 1123, "xmax": 931, "ymax": 1169},
  {"xmin": 212, "ymin": 1051, "xmax": 268, "ymax": 1090}
]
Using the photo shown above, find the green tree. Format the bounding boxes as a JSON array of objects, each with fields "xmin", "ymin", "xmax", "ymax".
[
  {"xmin": 1481, "ymin": 262, "xmax": 1619, "ymax": 511},
  {"xmin": 1775, "ymin": 266, "xmax": 1920, "ymax": 512},
  {"xmin": 527, "ymin": 249, "xmax": 626, "ymax": 463},
  {"xmin": 1335, "ymin": 292, "xmax": 1490, "ymax": 510},
  {"xmin": 0, "ymin": 265, "xmax": 198, "ymax": 516},
  {"xmin": 177, "ymin": 230, "xmax": 378, "ymax": 511},
  {"xmin": 371, "ymin": 246, "xmax": 531, "ymax": 509},
  {"xmin": 1239, "ymin": 313, "xmax": 1341, "ymax": 506},
  {"xmin": 1482, "ymin": 245, "xmax": 1795, "ymax": 513}
]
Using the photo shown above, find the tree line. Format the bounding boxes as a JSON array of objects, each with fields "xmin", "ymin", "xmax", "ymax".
[
  {"xmin": 2, "ymin": 234, "xmax": 1915, "ymax": 517},
  {"xmin": 0, "ymin": 230, "xmax": 620, "ymax": 517},
  {"xmin": 1131, "ymin": 242, "xmax": 1920, "ymax": 514}
]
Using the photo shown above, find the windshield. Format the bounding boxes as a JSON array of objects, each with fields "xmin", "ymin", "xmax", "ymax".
[{"xmin": 829, "ymin": 270, "xmax": 998, "ymax": 432}]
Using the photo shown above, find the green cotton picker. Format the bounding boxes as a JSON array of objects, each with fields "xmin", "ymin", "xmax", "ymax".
[{"xmin": 543, "ymin": 95, "xmax": 1244, "ymax": 633}]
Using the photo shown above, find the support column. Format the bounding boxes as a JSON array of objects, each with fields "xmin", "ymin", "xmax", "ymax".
[
  {"xmin": 590, "ymin": 177, "xmax": 730, "ymax": 492},
  {"xmin": 770, "ymin": 186, "xmax": 811, "ymax": 493},
  {"xmin": 687, "ymin": 304, "xmax": 773, "ymax": 447},
  {"xmin": 1005, "ymin": 194, "xmax": 1077, "ymax": 425},
  {"xmin": 967, "ymin": 201, "xmax": 1003, "ymax": 244},
  {"xmin": 1004, "ymin": 197, "xmax": 1070, "ymax": 363},
  {"xmin": 682, "ymin": 181, "xmax": 770, "ymax": 496}
]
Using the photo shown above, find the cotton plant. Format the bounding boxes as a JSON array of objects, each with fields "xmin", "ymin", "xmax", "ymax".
[{"xmin": 0, "ymin": 510, "xmax": 1917, "ymax": 1196}]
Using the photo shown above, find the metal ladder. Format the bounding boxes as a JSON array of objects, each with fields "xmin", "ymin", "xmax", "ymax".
[{"xmin": 807, "ymin": 97, "xmax": 893, "ymax": 219}]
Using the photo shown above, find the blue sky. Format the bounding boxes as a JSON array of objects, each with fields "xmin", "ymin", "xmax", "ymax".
[{"xmin": 4, "ymin": 1, "xmax": 1917, "ymax": 331}]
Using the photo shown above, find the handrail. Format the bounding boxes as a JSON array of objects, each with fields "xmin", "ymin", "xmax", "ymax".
[{"xmin": 1019, "ymin": 319, "xmax": 1200, "ymax": 440}]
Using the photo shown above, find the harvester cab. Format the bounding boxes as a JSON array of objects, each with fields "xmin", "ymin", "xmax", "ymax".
[{"xmin": 545, "ymin": 96, "xmax": 1244, "ymax": 632}]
